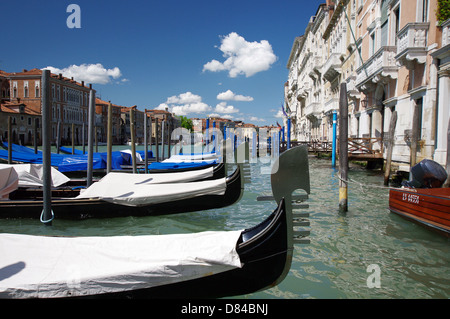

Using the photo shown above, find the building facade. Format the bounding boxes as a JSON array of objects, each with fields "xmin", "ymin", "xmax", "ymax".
[
  {"xmin": 1, "ymin": 68, "xmax": 93, "ymax": 146},
  {"xmin": 286, "ymin": 0, "xmax": 449, "ymax": 169}
]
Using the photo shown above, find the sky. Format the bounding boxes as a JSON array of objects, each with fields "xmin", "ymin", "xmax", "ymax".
[{"xmin": 1, "ymin": 0, "xmax": 324, "ymax": 126}]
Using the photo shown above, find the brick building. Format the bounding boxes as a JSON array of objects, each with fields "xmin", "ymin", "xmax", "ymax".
[{"xmin": 0, "ymin": 68, "xmax": 93, "ymax": 146}]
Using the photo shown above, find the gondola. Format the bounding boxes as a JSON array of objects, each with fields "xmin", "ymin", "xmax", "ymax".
[
  {"xmin": 6, "ymin": 162, "xmax": 226, "ymax": 200},
  {"xmin": 0, "ymin": 146, "xmax": 311, "ymax": 299},
  {"xmin": 0, "ymin": 165, "xmax": 242, "ymax": 219},
  {"xmin": 389, "ymin": 159, "xmax": 450, "ymax": 237}
]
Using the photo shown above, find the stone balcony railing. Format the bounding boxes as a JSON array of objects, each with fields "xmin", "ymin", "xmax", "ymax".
[
  {"xmin": 322, "ymin": 53, "xmax": 342, "ymax": 82},
  {"xmin": 355, "ymin": 46, "xmax": 397, "ymax": 92},
  {"xmin": 305, "ymin": 102, "xmax": 322, "ymax": 119},
  {"xmin": 442, "ymin": 19, "xmax": 450, "ymax": 47},
  {"xmin": 396, "ymin": 22, "xmax": 429, "ymax": 68}
]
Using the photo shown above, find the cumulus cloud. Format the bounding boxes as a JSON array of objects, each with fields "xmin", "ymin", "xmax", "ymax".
[
  {"xmin": 217, "ymin": 90, "xmax": 253, "ymax": 101},
  {"xmin": 250, "ymin": 116, "xmax": 265, "ymax": 122},
  {"xmin": 203, "ymin": 32, "xmax": 277, "ymax": 78},
  {"xmin": 42, "ymin": 63, "xmax": 122, "ymax": 84},
  {"xmin": 275, "ymin": 110, "xmax": 285, "ymax": 118},
  {"xmin": 157, "ymin": 92, "xmax": 212, "ymax": 116},
  {"xmin": 215, "ymin": 102, "xmax": 239, "ymax": 114}
]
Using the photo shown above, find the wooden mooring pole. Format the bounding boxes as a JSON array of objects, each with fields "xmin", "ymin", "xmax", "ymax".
[
  {"xmin": 339, "ymin": 82, "xmax": 348, "ymax": 213},
  {"xmin": 130, "ymin": 108, "xmax": 137, "ymax": 173},
  {"xmin": 443, "ymin": 117, "xmax": 450, "ymax": 188},
  {"xmin": 107, "ymin": 102, "xmax": 112, "ymax": 173},
  {"xmin": 41, "ymin": 69, "xmax": 52, "ymax": 225},
  {"xmin": 384, "ymin": 111, "xmax": 397, "ymax": 185},
  {"xmin": 87, "ymin": 88, "xmax": 95, "ymax": 187}
]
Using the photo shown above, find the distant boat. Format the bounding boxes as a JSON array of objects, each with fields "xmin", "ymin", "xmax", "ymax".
[{"xmin": 389, "ymin": 159, "xmax": 450, "ymax": 237}]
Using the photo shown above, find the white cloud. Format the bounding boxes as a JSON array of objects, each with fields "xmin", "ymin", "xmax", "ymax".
[
  {"xmin": 250, "ymin": 116, "xmax": 265, "ymax": 122},
  {"xmin": 42, "ymin": 63, "xmax": 122, "ymax": 84},
  {"xmin": 217, "ymin": 89, "xmax": 253, "ymax": 101},
  {"xmin": 203, "ymin": 32, "xmax": 277, "ymax": 78},
  {"xmin": 275, "ymin": 110, "xmax": 285, "ymax": 118},
  {"xmin": 215, "ymin": 102, "xmax": 239, "ymax": 114},
  {"xmin": 158, "ymin": 92, "xmax": 212, "ymax": 116}
]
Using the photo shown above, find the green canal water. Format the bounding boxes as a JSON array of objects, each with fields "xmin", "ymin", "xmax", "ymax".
[{"xmin": 1, "ymin": 145, "xmax": 449, "ymax": 299}]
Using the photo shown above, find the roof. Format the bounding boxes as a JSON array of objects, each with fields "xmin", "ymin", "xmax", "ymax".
[{"xmin": 1, "ymin": 101, "xmax": 41, "ymax": 115}]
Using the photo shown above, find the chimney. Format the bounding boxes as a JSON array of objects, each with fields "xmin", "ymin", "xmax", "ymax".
[
  {"xmin": 22, "ymin": 69, "xmax": 28, "ymax": 73},
  {"xmin": 81, "ymin": 81, "xmax": 84, "ymax": 87},
  {"xmin": 59, "ymin": 73, "xmax": 62, "ymax": 80}
]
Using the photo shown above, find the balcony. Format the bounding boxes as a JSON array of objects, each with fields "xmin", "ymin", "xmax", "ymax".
[
  {"xmin": 305, "ymin": 102, "xmax": 322, "ymax": 121},
  {"xmin": 322, "ymin": 53, "xmax": 342, "ymax": 82},
  {"xmin": 396, "ymin": 22, "xmax": 429, "ymax": 69},
  {"xmin": 355, "ymin": 46, "xmax": 398, "ymax": 93}
]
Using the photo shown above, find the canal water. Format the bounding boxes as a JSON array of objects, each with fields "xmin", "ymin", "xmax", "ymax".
[{"xmin": 1, "ymin": 145, "xmax": 449, "ymax": 299}]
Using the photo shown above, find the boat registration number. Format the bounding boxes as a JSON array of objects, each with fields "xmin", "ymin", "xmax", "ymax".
[{"xmin": 402, "ymin": 193, "xmax": 420, "ymax": 204}]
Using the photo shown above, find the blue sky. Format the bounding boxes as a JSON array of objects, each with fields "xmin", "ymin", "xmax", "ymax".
[{"xmin": 1, "ymin": 0, "xmax": 323, "ymax": 126}]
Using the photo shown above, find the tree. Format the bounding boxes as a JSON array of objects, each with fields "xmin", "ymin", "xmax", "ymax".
[
  {"xmin": 437, "ymin": 0, "xmax": 450, "ymax": 25},
  {"xmin": 178, "ymin": 116, "xmax": 193, "ymax": 132}
]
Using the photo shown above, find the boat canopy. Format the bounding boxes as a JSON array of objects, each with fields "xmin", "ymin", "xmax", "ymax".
[
  {"xmin": 0, "ymin": 166, "xmax": 18, "ymax": 199},
  {"xmin": 0, "ymin": 164, "xmax": 70, "ymax": 188},
  {"xmin": 163, "ymin": 152, "xmax": 219, "ymax": 163},
  {"xmin": 0, "ymin": 229, "xmax": 242, "ymax": 298},
  {"xmin": 76, "ymin": 171, "xmax": 227, "ymax": 206}
]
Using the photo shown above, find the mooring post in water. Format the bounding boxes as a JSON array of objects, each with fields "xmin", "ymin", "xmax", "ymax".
[
  {"xmin": 155, "ymin": 118, "xmax": 159, "ymax": 162},
  {"xmin": 384, "ymin": 111, "xmax": 397, "ymax": 186},
  {"xmin": 410, "ymin": 100, "xmax": 420, "ymax": 179},
  {"xmin": 339, "ymin": 82, "xmax": 348, "ymax": 213},
  {"xmin": 87, "ymin": 88, "xmax": 95, "ymax": 187},
  {"xmin": 107, "ymin": 102, "xmax": 113, "ymax": 173},
  {"xmin": 332, "ymin": 110, "xmax": 337, "ymax": 168},
  {"xmin": 443, "ymin": 117, "xmax": 450, "ymax": 188},
  {"xmin": 206, "ymin": 118, "xmax": 210, "ymax": 153},
  {"xmin": 41, "ymin": 69, "xmax": 53, "ymax": 225},
  {"xmin": 82, "ymin": 123, "xmax": 85, "ymax": 154},
  {"xmin": 144, "ymin": 109, "xmax": 148, "ymax": 174},
  {"xmin": 161, "ymin": 120, "xmax": 165, "ymax": 160},
  {"xmin": 287, "ymin": 117, "xmax": 291, "ymax": 150},
  {"xmin": 34, "ymin": 118, "xmax": 38, "ymax": 154},
  {"xmin": 7, "ymin": 116, "xmax": 12, "ymax": 164},
  {"xmin": 71, "ymin": 123, "xmax": 75, "ymax": 154},
  {"xmin": 56, "ymin": 120, "xmax": 61, "ymax": 154},
  {"xmin": 130, "ymin": 107, "xmax": 137, "ymax": 173}
]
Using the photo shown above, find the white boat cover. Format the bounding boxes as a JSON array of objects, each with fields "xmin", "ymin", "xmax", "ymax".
[
  {"xmin": 0, "ymin": 164, "xmax": 70, "ymax": 188},
  {"xmin": 0, "ymin": 166, "xmax": 18, "ymax": 199},
  {"xmin": 163, "ymin": 153, "xmax": 218, "ymax": 163},
  {"xmin": 76, "ymin": 172, "xmax": 227, "ymax": 206},
  {"xmin": 0, "ymin": 230, "xmax": 243, "ymax": 298}
]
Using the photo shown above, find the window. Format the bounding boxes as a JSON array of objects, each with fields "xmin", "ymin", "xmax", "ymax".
[
  {"xmin": 421, "ymin": 0, "xmax": 429, "ymax": 22},
  {"xmin": 393, "ymin": 6, "xmax": 400, "ymax": 45},
  {"xmin": 35, "ymin": 81, "xmax": 40, "ymax": 98},
  {"xmin": 370, "ymin": 32, "xmax": 376, "ymax": 56},
  {"xmin": 24, "ymin": 81, "xmax": 29, "ymax": 98},
  {"xmin": 12, "ymin": 81, "xmax": 17, "ymax": 98}
]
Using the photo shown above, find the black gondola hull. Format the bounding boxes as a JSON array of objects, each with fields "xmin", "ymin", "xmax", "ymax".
[{"xmin": 77, "ymin": 198, "xmax": 289, "ymax": 299}]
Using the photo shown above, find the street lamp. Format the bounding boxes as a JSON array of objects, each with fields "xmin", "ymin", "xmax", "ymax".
[{"xmin": 361, "ymin": 97, "xmax": 368, "ymax": 108}]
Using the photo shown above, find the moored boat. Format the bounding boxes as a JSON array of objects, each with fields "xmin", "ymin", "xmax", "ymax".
[
  {"xmin": 389, "ymin": 187, "xmax": 450, "ymax": 237},
  {"xmin": 0, "ymin": 145, "xmax": 311, "ymax": 299},
  {"xmin": 389, "ymin": 159, "xmax": 450, "ymax": 237},
  {"xmin": 0, "ymin": 165, "xmax": 242, "ymax": 219}
]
